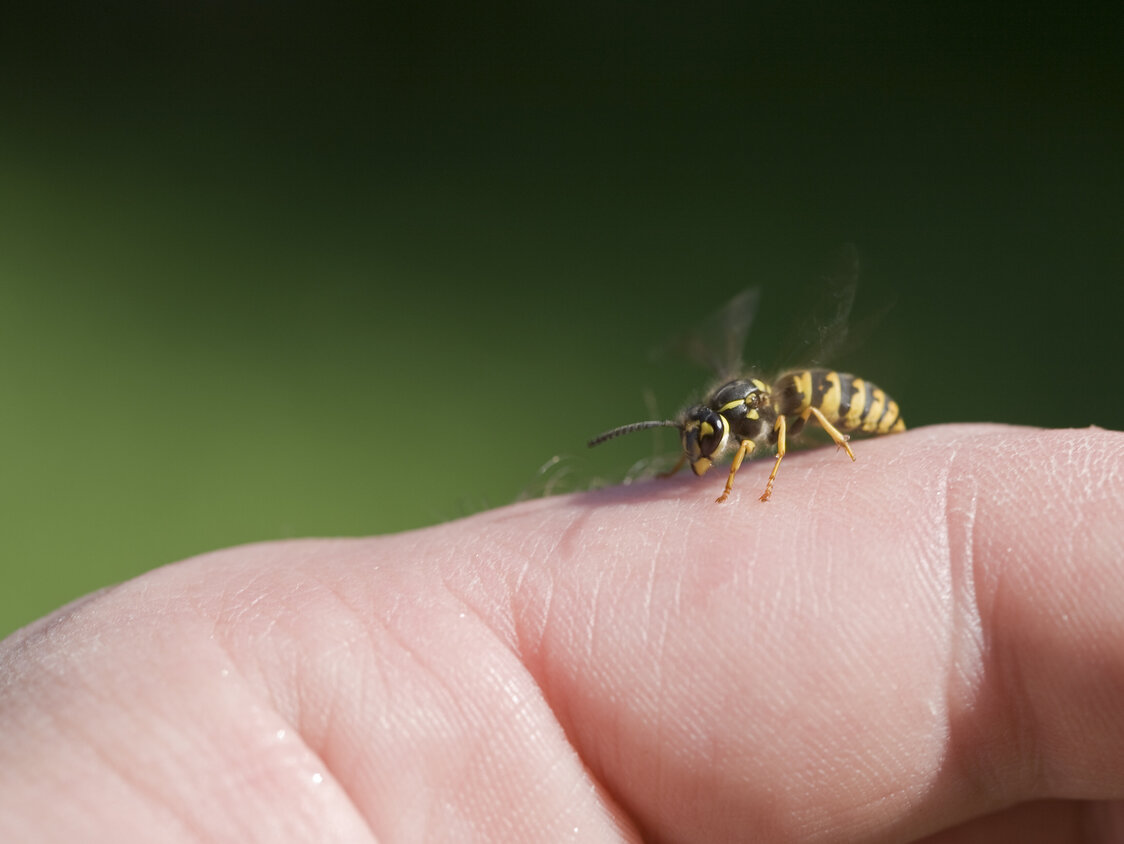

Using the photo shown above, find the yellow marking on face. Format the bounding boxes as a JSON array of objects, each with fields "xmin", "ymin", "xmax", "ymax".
[
  {"xmin": 862, "ymin": 388, "xmax": 886, "ymax": 433},
  {"xmin": 700, "ymin": 420, "xmax": 715, "ymax": 438},
  {"xmin": 716, "ymin": 420, "xmax": 730, "ymax": 453},
  {"xmin": 818, "ymin": 371, "xmax": 842, "ymax": 421},
  {"xmin": 691, "ymin": 457, "xmax": 713, "ymax": 476},
  {"xmin": 843, "ymin": 378, "xmax": 867, "ymax": 430}
]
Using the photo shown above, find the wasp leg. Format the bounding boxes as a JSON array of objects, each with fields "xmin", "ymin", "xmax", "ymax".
[
  {"xmin": 805, "ymin": 407, "xmax": 856, "ymax": 461},
  {"xmin": 760, "ymin": 415, "xmax": 787, "ymax": 502},
  {"xmin": 657, "ymin": 453, "xmax": 687, "ymax": 479},
  {"xmin": 716, "ymin": 440, "xmax": 755, "ymax": 503}
]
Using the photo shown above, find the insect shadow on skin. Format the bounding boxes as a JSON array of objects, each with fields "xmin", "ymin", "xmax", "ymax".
[{"xmin": 588, "ymin": 250, "xmax": 907, "ymax": 503}]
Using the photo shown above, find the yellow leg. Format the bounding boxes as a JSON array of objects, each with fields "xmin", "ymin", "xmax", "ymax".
[
  {"xmin": 760, "ymin": 415, "xmax": 787, "ymax": 502},
  {"xmin": 716, "ymin": 440, "xmax": 755, "ymax": 503},
  {"xmin": 658, "ymin": 453, "xmax": 687, "ymax": 479},
  {"xmin": 806, "ymin": 406, "xmax": 856, "ymax": 461}
]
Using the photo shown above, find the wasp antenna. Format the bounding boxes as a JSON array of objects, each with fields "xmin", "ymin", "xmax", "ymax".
[{"xmin": 588, "ymin": 420, "xmax": 679, "ymax": 448}]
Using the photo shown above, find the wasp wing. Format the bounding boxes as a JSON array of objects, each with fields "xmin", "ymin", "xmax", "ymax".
[
  {"xmin": 650, "ymin": 286, "xmax": 762, "ymax": 381},
  {"xmin": 768, "ymin": 245, "xmax": 859, "ymax": 371}
]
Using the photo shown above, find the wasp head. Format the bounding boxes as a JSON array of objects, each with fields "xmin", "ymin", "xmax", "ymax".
[{"xmin": 681, "ymin": 406, "xmax": 729, "ymax": 476}]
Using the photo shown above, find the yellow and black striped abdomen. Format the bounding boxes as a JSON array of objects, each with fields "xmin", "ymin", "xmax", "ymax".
[{"xmin": 773, "ymin": 368, "xmax": 905, "ymax": 435}]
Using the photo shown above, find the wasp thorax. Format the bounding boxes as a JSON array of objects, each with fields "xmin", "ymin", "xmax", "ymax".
[{"xmin": 682, "ymin": 406, "xmax": 728, "ymax": 475}]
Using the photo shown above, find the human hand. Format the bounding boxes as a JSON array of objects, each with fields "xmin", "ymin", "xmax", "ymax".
[{"xmin": 2, "ymin": 424, "xmax": 1122, "ymax": 842}]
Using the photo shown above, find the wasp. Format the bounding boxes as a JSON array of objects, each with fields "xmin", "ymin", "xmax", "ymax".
[{"xmin": 587, "ymin": 280, "xmax": 906, "ymax": 502}]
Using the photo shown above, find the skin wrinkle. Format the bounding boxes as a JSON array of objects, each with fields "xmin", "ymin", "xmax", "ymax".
[
  {"xmin": 446, "ymin": 669, "xmax": 533, "ymax": 837},
  {"xmin": 519, "ymin": 522, "xmax": 622, "ymax": 810},
  {"xmin": 292, "ymin": 585, "xmax": 378, "ymax": 730},
  {"xmin": 932, "ymin": 460, "xmax": 960, "ymax": 748},
  {"xmin": 352, "ymin": 615, "xmax": 482, "ymax": 836},
  {"xmin": 200, "ymin": 622, "xmax": 357, "ymax": 830},
  {"xmin": 438, "ymin": 558, "xmax": 527, "ymax": 677},
  {"xmin": 285, "ymin": 706, "xmax": 376, "ymax": 841},
  {"xmin": 1034, "ymin": 438, "xmax": 1124, "ymax": 796},
  {"xmin": 436, "ymin": 593, "xmax": 559, "ymax": 827},
  {"xmin": 936, "ymin": 438, "xmax": 1041, "ymax": 822},
  {"xmin": 85, "ymin": 593, "xmax": 367, "ymax": 842},
  {"xmin": 510, "ymin": 548, "xmax": 575, "ymax": 755},
  {"xmin": 1059, "ymin": 435, "xmax": 1092, "ymax": 571},
  {"xmin": 641, "ymin": 534, "xmax": 661, "ymax": 648},
  {"xmin": 585, "ymin": 563, "xmax": 606, "ymax": 668},
  {"xmin": 960, "ymin": 434, "xmax": 1095, "ymax": 805},
  {"xmin": 1074, "ymin": 429, "xmax": 1109, "ymax": 495},
  {"xmin": 779, "ymin": 437, "xmax": 976, "ymax": 840},
  {"xmin": 992, "ymin": 563, "xmax": 1046, "ymax": 797},
  {"xmin": 789, "ymin": 439, "xmax": 982, "ymax": 840},
  {"xmin": 231, "ymin": 708, "xmax": 363, "ymax": 843},
  {"xmin": 652, "ymin": 543, "xmax": 695, "ymax": 825},
  {"xmin": 510, "ymin": 553, "xmax": 536, "ymax": 625},
  {"xmin": 1008, "ymin": 446, "xmax": 1086, "ymax": 797},
  {"xmin": 433, "ymin": 515, "xmax": 547, "ymax": 658},
  {"xmin": 80, "ymin": 723, "xmax": 203, "ymax": 841},
  {"xmin": 575, "ymin": 534, "xmax": 663, "ymax": 827},
  {"xmin": 249, "ymin": 588, "xmax": 382, "ymax": 838},
  {"xmin": 942, "ymin": 451, "xmax": 987, "ymax": 791},
  {"xmin": 272, "ymin": 575, "xmax": 442, "ymax": 834},
  {"xmin": 648, "ymin": 572, "xmax": 673, "ymax": 824},
  {"xmin": 554, "ymin": 503, "xmax": 600, "ymax": 582},
  {"xmin": 20, "ymin": 630, "xmax": 188, "ymax": 837},
  {"xmin": 521, "ymin": 566, "xmax": 556, "ymax": 679},
  {"xmin": 406, "ymin": 527, "xmax": 630, "ymax": 841}
]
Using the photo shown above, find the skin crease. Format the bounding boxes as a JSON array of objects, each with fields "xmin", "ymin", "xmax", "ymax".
[{"xmin": 1, "ymin": 424, "xmax": 1123, "ymax": 843}]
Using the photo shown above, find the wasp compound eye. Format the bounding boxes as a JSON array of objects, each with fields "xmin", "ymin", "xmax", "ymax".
[
  {"xmin": 694, "ymin": 410, "xmax": 725, "ymax": 458},
  {"xmin": 682, "ymin": 406, "xmax": 727, "ymax": 477}
]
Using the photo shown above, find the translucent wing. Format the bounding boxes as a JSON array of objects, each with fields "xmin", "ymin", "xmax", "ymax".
[
  {"xmin": 651, "ymin": 286, "xmax": 762, "ymax": 380},
  {"xmin": 769, "ymin": 243, "xmax": 895, "ymax": 373},
  {"xmin": 769, "ymin": 245, "xmax": 859, "ymax": 370},
  {"xmin": 516, "ymin": 454, "xmax": 602, "ymax": 500}
]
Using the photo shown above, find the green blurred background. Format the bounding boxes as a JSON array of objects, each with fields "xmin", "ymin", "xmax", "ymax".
[{"xmin": 1, "ymin": 4, "xmax": 1121, "ymax": 637}]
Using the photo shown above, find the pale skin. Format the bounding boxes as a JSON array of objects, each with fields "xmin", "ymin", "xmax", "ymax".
[{"xmin": 2, "ymin": 424, "xmax": 1123, "ymax": 842}]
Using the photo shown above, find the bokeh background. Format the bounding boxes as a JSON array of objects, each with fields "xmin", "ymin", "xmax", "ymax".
[{"xmin": 2, "ymin": 4, "xmax": 1121, "ymax": 637}]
